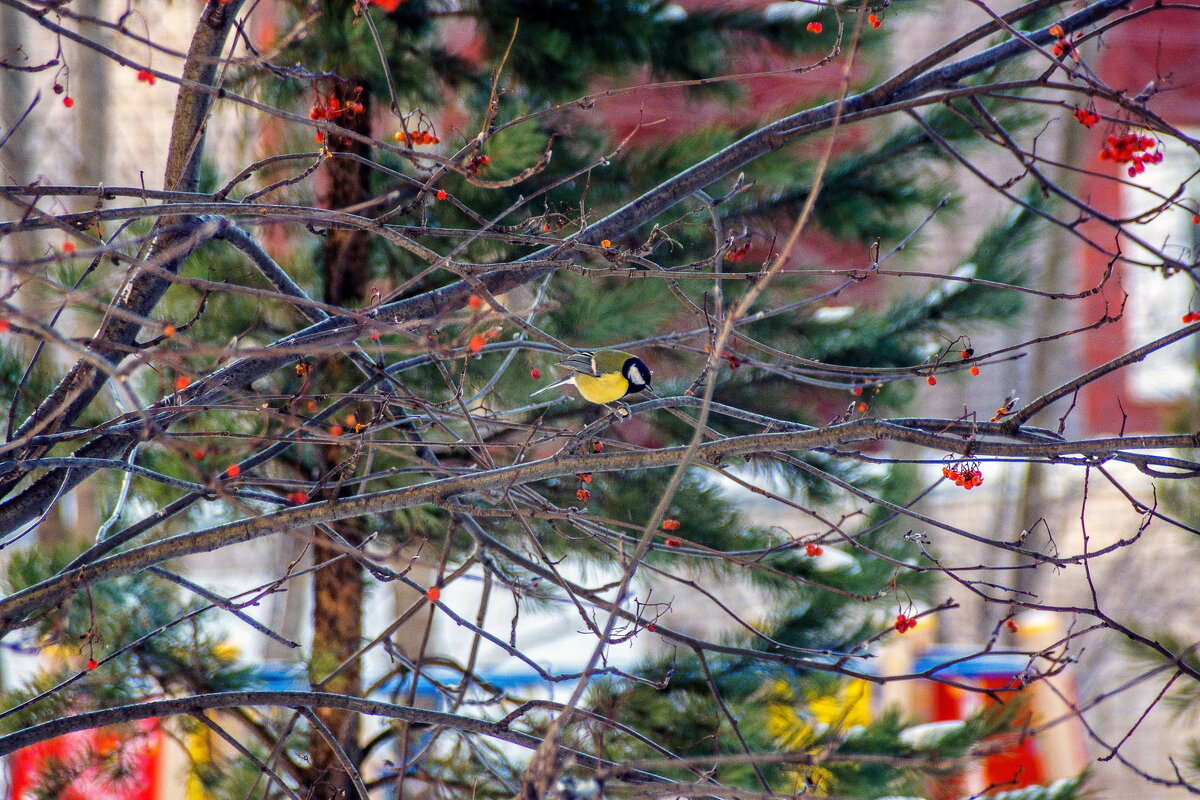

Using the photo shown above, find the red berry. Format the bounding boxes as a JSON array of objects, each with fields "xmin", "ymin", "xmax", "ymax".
[
  {"xmin": 662, "ymin": 519, "xmax": 681, "ymax": 531},
  {"xmin": 436, "ymin": 189, "xmax": 447, "ymax": 201},
  {"xmin": 468, "ymin": 333, "xmax": 486, "ymax": 352},
  {"xmin": 969, "ymin": 366, "xmax": 980, "ymax": 376},
  {"xmin": 665, "ymin": 538, "xmax": 682, "ymax": 547},
  {"xmin": 467, "ymin": 295, "xmax": 483, "ymax": 310},
  {"xmin": 86, "ymin": 659, "xmax": 98, "ymax": 670},
  {"xmin": 806, "ymin": 21, "xmax": 822, "ymax": 33},
  {"xmin": 0, "ymin": 319, "xmax": 8, "ymax": 333},
  {"xmin": 577, "ymin": 473, "xmax": 592, "ymax": 483},
  {"xmin": 136, "ymin": 69, "xmax": 156, "ymax": 85},
  {"xmin": 576, "ymin": 488, "xmax": 591, "ymax": 502},
  {"xmin": 592, "ymin": 441, "xmax": 604, "ymax": 453},
  {"xmin": 805, "ymin": 543, "xmax": 823, "ymax": 557},
  {"xmin": 191, "ymin": 447, "xmax": 206, "ymax": 460},
  {"xmin": 646, "ymin": 623, "xmax": 656, "ymax": 632},
  {"xmin": 530, "ymin": 368, "xmax": 542, "ymax": 380},
  {"xmin": 224, "ymin": 464, "xmax": 240, "ymax": 479},
  {"xmin": 63, "ymin": 96, "xmax": 74, "ymax": 108},
  {"xmin": 426, "ymin": 586, "xmax": 441, "ymax": 602},
  {"xmin": 926, "ymin": 375, "xmax": 937, "ymax": 386}
]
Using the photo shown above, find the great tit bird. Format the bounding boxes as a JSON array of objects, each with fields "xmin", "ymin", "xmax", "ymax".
[{"xmin": 531, "ymin": 349, "xmax": 652, "ymax": 405}]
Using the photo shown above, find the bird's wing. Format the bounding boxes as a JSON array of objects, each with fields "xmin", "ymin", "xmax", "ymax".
[{"xmin": 556, "ymin": 351, "xmax": 599, "ymax": 376}]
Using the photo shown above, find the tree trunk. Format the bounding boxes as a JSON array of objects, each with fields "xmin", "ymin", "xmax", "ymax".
[{"xmin": 302, "ymin": 76, "xmax": 373, "ymax": 800}]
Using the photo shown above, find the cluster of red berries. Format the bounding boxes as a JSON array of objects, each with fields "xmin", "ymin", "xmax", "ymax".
[
  {"xmin": 1072, "ymin": 107, "xmax": 1100, "ymax": 128},
  {"xmin": 806, "ymin": 21, "xmax": 822, "ymax": 33},
  {"xmin": 1048, "ymin": 24, "xmax": 1078, "ymax": 61},
  {"xmin": 725, "ymin": 241, "xmax": 752, "ymax": 262},
  {"xmin": 703, "ymin": 344, "xmax": 742, "ymax": 370},
  {"xmin": 310, "ymin": 94, "xmax": 365, "ymax": 122},
  {"xmin": 942, "ymin": 461, "xmax": 983, "ymax": 490},
  {"xmin": 867, "ymin": 13, "xmax": 882, "ymax": 28},
  {"xmin": 894, "ymin": 614, "xmax": 918, "ymax": 634},
  {"xmin": 136, "ymin": 69, "xmax": 156, "ymax": 85},
  {"xmin": 805, "ymin": 542, "xmax": 823, "ymax": 557},
  {"xmin": 310, "ymin": 92, "xmax": 366, "ymax": 144},
  {"xmin": 1183, "ymin": 311, "xmax": 1200, "ymax": 324},
  {"xmin": 467, "ymin": 327, "xmax": 500, "ymax": 353},
  {"xmin": 395, "ymin": 129, "xmax": 439, "ymax": 146},
  {"xmin": 52, "ymin": 83, "xmax": 75, "ymax": 107},
  {"xmin": 465, "ymin": 153, "xmax": 490, "ymax": 176},
  {"xmin": 1098, "ymin": 133, "xmax": 1162, "ymax": 177}
]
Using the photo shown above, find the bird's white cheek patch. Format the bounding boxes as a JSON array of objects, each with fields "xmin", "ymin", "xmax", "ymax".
[{"xmin": 628, "ymin": 366, "xmax": 647, "ymax": 386}]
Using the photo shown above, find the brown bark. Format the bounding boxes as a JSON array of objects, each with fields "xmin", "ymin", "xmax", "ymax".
[{"xmin": 302, "ymin": 77, "xmax": 373, "ymax": 800}]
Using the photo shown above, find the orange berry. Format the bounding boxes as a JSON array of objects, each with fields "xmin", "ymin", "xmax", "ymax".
[
  {"xmin": 856, "ymin": 402, "xmax": 868, "ymax": 413},
  {"xmin": 852, "ymin": 386, "xmax": 863, "ymax": 396},
  {"xmin": 969, "ymin": 366, "xmax": 980, "ymax": 376},
  {"xmin": 287, "ymin": 491, "xmax": 308, "ymax": 505},
  {"xmin": 62, "ymin": 241, "xmax": 76, "ymax": 255},
  {"xmin": 162, "ymin": 323, "xmax": 176, "ymax": 337},
  {"xmin": 468, "ymin": 333, "xmax": 486, "ymax": 352},
  {"xmin": 662, "ymin": 519, "xmax": 681, "ymax": 531},
  {"xmin": 806, "ymin": 21, "xmax": 822, "ymax": 33},
  {"xmin": 1192, "ymin": 214, "xmax": 1200, "ymax": 224},
  {"xmin": 592, "ymin": 441, "xmax": 604, "ymax": 453},
  {"xmin": 191, "ymin": 447, "xmax": 206, "ymax": 460},
  {"xmin": 330, "ymin": 424, "xmax": 344, "ymax": 437},
  {"xmin": 426, "ymin": 586, "xmax": 441, "ymax": 602},
  {"xmin": 174, "ymin": 375, "xmax": 191, "ymax": 391},
  {"xmin": 1048, "ymin": 24, "xmax": 1065, "ymax": 37},
  {"xmin": 1006, "ymin": 619, "xmax": 1020, "ymax": 633},
  {"xmin": 576, "ymin": 488, "xmax": 591, "ymax": 502},
  {"xmin": 577, "ymin": 473, "xmax": 592, "ymax": 483},
  {"xmin": 224, "ymin": 464, "xmax": 241, "ymax": 479},
  {"xmin": 468, "ymin": 295, "xmax": 483, "ymax": 310},
  {"xmin": 600, "ymin": 240, "xmax": 612, "ymax": 249},
  {"xmin": 868, "ymin": 13, "xmax": 881, "ymax": 27},
  {"xmin": 436, "ymin": 189, "xmax": 447, "ymax": 201}
]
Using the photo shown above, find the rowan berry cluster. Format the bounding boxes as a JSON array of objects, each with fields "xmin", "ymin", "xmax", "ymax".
[
  {"xmin": 725, "ymin": 241, "xmax": 752, "ymax": 262},
  {"xmin": 1048, "ymin": 24, "xmax": 1078, "ymax": 60},
  {"xmin": 395, "ymin": 129, "xmax": 439, "ymax": 146},
  {"xmin": 1099, "ymin": 133, "xmax": 1162, "ymax": 177},
  {"xmin": 309, "ymin": 93, "xmax": 365, "ymax": 122},
  {"xmin": 894, "ymin": 614, "xmax": 918, "ymax": 633},
  {"xmin": 805, "ymin": 542, "xmax": 823, "ymax": 557},
  {"xmin": 1073, "ymin": 107, "xmax": 1100, "ymax": 128},
  {"xmin": 942, "ymin": 460, "xmax": 983, "ymax": 490}
]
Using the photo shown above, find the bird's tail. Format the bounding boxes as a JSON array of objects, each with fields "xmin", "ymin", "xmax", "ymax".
[{"xmin": 530, "ymin": 376, "xmax": 574, "ymax": 397}]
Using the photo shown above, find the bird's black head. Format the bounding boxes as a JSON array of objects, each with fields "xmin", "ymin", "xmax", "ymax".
[{"xmin": 621, "ymin": 356, "xmax": 652, "ymax": 396}]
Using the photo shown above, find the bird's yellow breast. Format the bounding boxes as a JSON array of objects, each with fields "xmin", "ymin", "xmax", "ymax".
[{"xmin": 573, "ymin": 372, "xmax": 632, "ymax": 404}]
